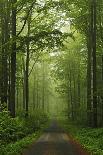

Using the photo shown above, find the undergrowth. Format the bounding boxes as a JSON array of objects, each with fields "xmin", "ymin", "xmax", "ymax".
[
  {"xmin": 0, "ymin": 132, "xmax": 39, "ymax": 155},
  {"xmin": 60, "ymin": 119, "xmax": 103, "ymax": 155},
  {"xmin": 0, "ymin": 110, "xmax": 49, "ymax": 155}
]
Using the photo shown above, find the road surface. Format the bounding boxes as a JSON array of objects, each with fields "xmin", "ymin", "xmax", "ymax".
[{"xmin": 23, "ymin": 120, "xmax": 89, "ymax": 155}]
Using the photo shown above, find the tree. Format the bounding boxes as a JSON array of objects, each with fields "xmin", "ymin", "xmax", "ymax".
[{"xmin": 10, "ymin": 0, "xmax": 17, "ymax": 117}]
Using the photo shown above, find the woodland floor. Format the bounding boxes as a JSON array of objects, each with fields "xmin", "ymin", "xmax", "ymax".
[{"xmin": 22, "ymin": 120, "xmax": 90, "ymax": 155}]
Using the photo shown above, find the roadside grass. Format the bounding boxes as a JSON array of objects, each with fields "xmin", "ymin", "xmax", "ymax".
[
  {"xmin": 0, "ymin": 121, "xmax": 50, "ymax": 155},
  {"xmin": 0, "ymin": 132, "xmax": 39, "ymax": 155},
  {"xmin": 0, "ymin": 111, "xmax": 50, "ymax": 155},
  {"xmin": 60, "ymin": 120, "xmax": 103, "ymax": 155}
]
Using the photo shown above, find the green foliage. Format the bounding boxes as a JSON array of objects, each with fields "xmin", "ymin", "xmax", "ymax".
[
  {"xmin": 61, "ymin": 120, "xmax": 103, "ymax": 155},
  {"xmin": 1, "ymin": 0, "xmax": 103, "ymax": 153},
  {"xmin": 75, "ymin": 128, "xmax": 103, "ymax": 154},
  {"xmin": 0, "ymin": 132, "xmax": 40, "ymax": 155},
  {"xmin": 0, "ymin": 110, "xmax": 48, "ymax": 146},
  {"xmin": 51, "ymin": 33, "xmax": 87, "ymax": 122},
  {"xmin": 24, "ymin": 109, "xmax": 49, "ymax": 131}
]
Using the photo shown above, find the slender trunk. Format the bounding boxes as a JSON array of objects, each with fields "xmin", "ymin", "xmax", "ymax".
[
  {"xmin": 78, "ymin": 68, "xmax": 81, "ymax": 107},
  {"xmin": 25, "ymin": 53, "xmax": 29, "ymax": 116},
  {"xmin": 36, "ymin": 79, "xmax": 39, "ymax": 109},
  {"xmin": 8, "ymin": 56, "xmax": 11, "ymax": 111},
  {"xmin": 69, "ymin": 69, "xmax": 74, "ymax": 120},
  {"xmin": 23, "ymin": 72, "xmax": 26, "ymax": 110},
  {"xmin": 87, "ymin": 33, "xmax": 92, "ymax": 126},
  {"xmin": 1, "ymin": 1, "xmax": 9, "ymax": 109},
  {"xmin": 33, "ymin": 74, "xmax": 36, "ymax": 110},
  {"xmin": 25, "ymin": 20, "xmax": 30, "ymax": 117},
  {"xmin": 42, "ymin": 61, "xmax": 45, "ymax": 110},
  {"xmin": 4, "ymin": 1, "xmax": 9, "ymax": 105},
  {"xmin": 1, "ymin": 4, "xmax": 5, "ymax": 108},
  {"xmin": 87, "ymin": 0, "xmax": 95, "ymax": 127},
  {"xmin": 16, "ymin": 87, "xmax": 19, "ymax": 110},
  {"xmin": 10, "ymin": 0, "xmax": 17, "ymax": 117},
  {"xmin": 22, "ymin": 57, "xmax": 26, "ymax": 110},
  {"xmin": 101, "ymin": 56, "xmax": 103, "ymax": 125},
  {"xmin": 7, "ymin": 1, "xmax": 11, "ymax": 112},
  {"xmin": 73, "ymin": 73, "xmax": 76, "ymax": 119},
  {"xmin": 25, "ymin": 46, "xmax": 29, "ymax": 116},
  {"xmin": 92, "ymin": 0, "xmax": 97, "ymax": 127},
  {"xmin": 0, "ymin": 1, "xmax": 2, "ymax": 111}
]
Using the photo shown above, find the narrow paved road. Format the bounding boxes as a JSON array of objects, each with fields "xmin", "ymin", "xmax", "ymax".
[{"xmin": 23, "ymin": 121, "xmax": 89, "ymax": 155}]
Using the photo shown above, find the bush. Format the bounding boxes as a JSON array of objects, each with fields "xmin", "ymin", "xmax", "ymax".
[
  {"xmin": 0, "ymin": 111, "xmax": 27, "ymax": 144},
  {"xmin": 0, "ymin": 133, "xmax": 39, "ymax": 155},
  {"xmin": 0, "ymin": 110, "xmax": 48, "ymax": 146},
  {"xmin": 61, "ymin": 120, "xmax": 103, "ymax": 155},
  {"xmin": 24, "ymin": 109, "xmax": 49, "ymax": 132}
]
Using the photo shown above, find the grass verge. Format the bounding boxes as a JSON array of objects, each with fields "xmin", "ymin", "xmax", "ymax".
[
  {"xmin": 0, "ymin": 131, "xmax": 42, "ymax": 155},
  {"xmin": 60, "ymin": 120, "xmax": 103, "ymax": 155},
  {"xmin": 0, "ymin": 121, "xmax": 50, "ymax": 155}
]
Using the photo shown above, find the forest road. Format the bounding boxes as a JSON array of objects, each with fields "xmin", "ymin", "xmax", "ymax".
[{"xmin": 22, "ymin": 120, "xmax": 89, "ymax": 155}]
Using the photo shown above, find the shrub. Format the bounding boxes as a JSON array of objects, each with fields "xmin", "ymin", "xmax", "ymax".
[{"xmin": 0, "ymin": 110, "xmax": 48, "ymax": 146}]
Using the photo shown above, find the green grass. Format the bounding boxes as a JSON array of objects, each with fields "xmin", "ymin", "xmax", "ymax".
[
  {"xmin": 0, "ymin": 130, "xmax": 44, "ymax": 155},
  {"xmin": 60, "ymin": 120, "xmax": 103, "ymax": 155},
  {"xmin": 0, "ymin": 120, "xmax": 50, "ymax": 155},
  {"xmin": 0, "ymin": 110, "xmax": 50, "ymax": 155}
]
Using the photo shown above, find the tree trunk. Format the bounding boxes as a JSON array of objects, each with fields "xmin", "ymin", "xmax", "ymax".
[
  {"xmin": 1, "ymin": 1, "xmax": 9, "ymax": 110},
  {"xmin": 92, "ymin": 0, "xmax": 97, "ymax": 128},
  {"xmin": 69, "ymin": 69, "xmax": 74, "ymax": 120},
  {"xmin": 16, "ymin": 86, "xmax": 19, "ymax": 110},
  {"xmin": 25, "ymin": 20, "xmax": 30, "ymax": 117},
  {"xmin": 22, "ymin": 57, "xmax": 26, "ymax": 110},
  {"xmin": 87, "ymin": 33, "xmax": 92, "ymax": 126},
  {"xmin": 42, "ymin": 61, "xmax": 45, "ymax": 110},
  {"xmin": 77, "ymin": 67, "xmax": 81, "ymax": 107},
  {"xmin": 33, "ymin": 74, "xmax": 36, "ymax": 110},
  {"xmin": 101, "ymin": 55, "xmax": 103, "ymax": 125},
  {"xmin": 10, "ymin": 0, "xmax": 17, "ymax": 117},
  {"xmin": 8, "ymin": 56, "xmax": 11, "ymax": 112}
]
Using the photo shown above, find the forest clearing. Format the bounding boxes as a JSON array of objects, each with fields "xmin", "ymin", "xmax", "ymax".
[{"xmin": 0, "ymin": 0, "xmax": 103, "ymax": 154}]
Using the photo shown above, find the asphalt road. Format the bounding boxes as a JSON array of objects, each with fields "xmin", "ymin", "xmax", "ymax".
[{"xmin": 23, "ymin": 121, "xmax": 88, "ymax": 155}]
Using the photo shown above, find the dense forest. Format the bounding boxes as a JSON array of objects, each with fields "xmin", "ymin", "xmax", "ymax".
[{"xmin": 0, "ymin": 0, "xmax": 103, "ymax": 154}]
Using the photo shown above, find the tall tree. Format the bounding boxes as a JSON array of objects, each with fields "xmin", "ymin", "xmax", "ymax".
[
  {"xmin": 92, "ymin": 0, "xmax": 97, "ymax": 127},
  {"xmin": 0, "ymin": 0, "xmax": 9, "ymax": 110},
  {"xmin": 10, "ymin": 0, "xmax": 17, "ymax": 117},
  {"xmin": 25, "ymin": 15, "xmax": 31, "ymax": 117}
]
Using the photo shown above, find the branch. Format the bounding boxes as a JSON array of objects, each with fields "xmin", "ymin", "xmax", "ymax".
[
  {"xmin": 28, "ymin": 53, "xmax": 41, "ymax": 77},
  {"xmin": 17, "ymin": 4, "xmax": 24, "ymax": 13},
  {"xmin": 17, "ymin": 1, "xmax": 35, "ymax": 37}
]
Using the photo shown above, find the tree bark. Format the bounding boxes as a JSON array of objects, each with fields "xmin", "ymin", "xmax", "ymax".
[
  {"xmin": 25, "ymin": 19, "xmax": 30, "ymax": 117},
  {"xmin": 22, "ymin": 57, "xmax": 26, "ymax": 110},
  {"xmin": 87, "ymin": 32, "xmax": 92, "ymax": 126},
  {"xmin": 1, "ymin": 1, "xmax": 9, "ymax": 110},
  {"xmin": 10, "ymin": 0, "xmax": 17, "ymax": 117},
  {"xmin": 92, "ymin": 0, "xmax": 97, "ymax": 128},
  {"xmin": 42, "ymin": 60, "xmax": 45, "ymax": 110}
]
